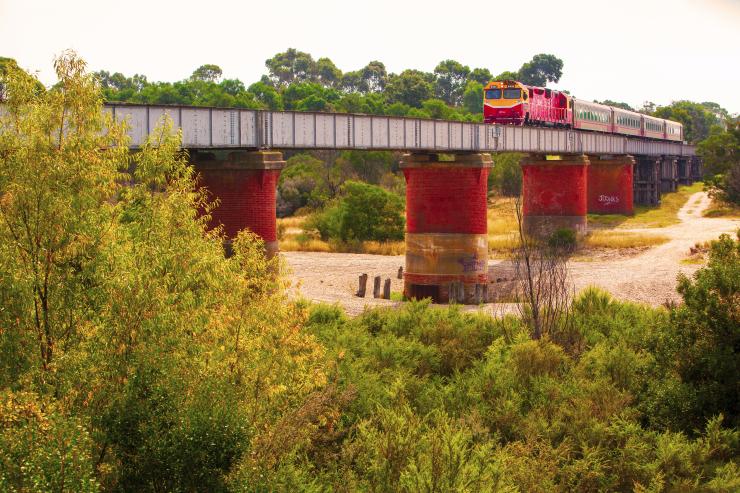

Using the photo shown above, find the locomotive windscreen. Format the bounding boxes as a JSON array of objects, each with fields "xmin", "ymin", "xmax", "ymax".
[
  {"xmin": 485, "ymin": 89, "xmax": 502, "ymax": 99},
  {"xmin": 503, "ymin": 88, "xmax": 521, "ymax": 99}
]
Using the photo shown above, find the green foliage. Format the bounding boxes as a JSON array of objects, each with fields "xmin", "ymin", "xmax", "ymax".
[
  {"xmin": 654, "ymin": 100, "xmax": 720, "ymax": 143},
  {"xmin": 1, "ymin": 53, "xmax": 328, "ymax": 491},
  {"xmin": 0, "ymin": 391, "xmax": 99, "ymax": 492},
  {"xmin": 308, "ymin": 181, "xmax": 404, "ymax": 242},
  {"xmin": 277, "ymin": 153, "xmax": 328, "ymax": 216},
  {"xmin": 385, "ymin": 69, "xmax": 435, "ymax": 108},
  {"xmin": 190, "ymin": 63, "xmax": 223, "ymax": 82},
  {"xmin": 517, "ymin": 53, "xmax": 564, "ymax": 86},
  {"xmin": 488, "ymin": 152, "xmax": 523, "ymax": 196},
  {"xmin": 547, "ymin": 228, "xmax": 577, "ymax": 251},
  {"xmin": 462, "ymin": 81, "xmax": 484, "ymax": 114},
  {"xmin": 644, "ymin": 233, "xmax": 739, "ymax": 432},
  {"xmin": 468, "ymin": 67, "xmax": 493, "ymax": 86},
  {"xmin": 294, "ymin": 296, "xmax": 739, "ymax": 491},
  {"xmin": 699, "ymin": 118, "xmax": 740, "ymax": 204},
  {"xmin": 434, "ymin": 59, "xmax": 470, "ymax": 106},
  {"xmin": 597, "ymin": 99, "xmax": 634, "ymax": 111}
]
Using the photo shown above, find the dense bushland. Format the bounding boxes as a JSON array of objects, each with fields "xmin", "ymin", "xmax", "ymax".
[{"xmin": 1, "ymin": 53, "xmax": 738, "ymax": 492}]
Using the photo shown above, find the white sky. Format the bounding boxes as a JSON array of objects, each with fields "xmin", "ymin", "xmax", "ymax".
[{"xmin": 1, "ymin": 0, "xmax": 739, "ymax": 113}]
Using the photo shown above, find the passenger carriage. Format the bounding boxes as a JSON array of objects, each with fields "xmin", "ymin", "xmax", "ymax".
[
  {"xmin": 572, "ymin": 99, "xmax": 611, "ymax": 133},
  {"xmin": 665, "ymin": 120, "xmax": 683, "ymax": 142},
  {"xmin": 612, "ymin": 107, "xmax": 642, "ymax": 137},
  {"xmin": 643, "ymin": 114, "xmax": 665, "ymax": 140}
]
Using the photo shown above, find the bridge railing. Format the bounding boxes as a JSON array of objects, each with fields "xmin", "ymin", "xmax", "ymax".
[{"xmin": 103, "ymin": 103, "xmax": 694, "ymax": 157}]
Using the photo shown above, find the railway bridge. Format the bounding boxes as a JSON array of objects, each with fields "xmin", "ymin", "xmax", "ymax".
[{"xmin": 107, "ymin": 103, "xmax": 700, "ymax": 303}]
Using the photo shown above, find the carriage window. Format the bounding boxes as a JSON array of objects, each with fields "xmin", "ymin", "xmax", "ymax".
[
  {"xmin": 485, "ymin": 89, "xmax": 502, "ymax": 99},
  {"xmin": 503, "ymin": 88, "xmax": 521, "ymax": 99}
]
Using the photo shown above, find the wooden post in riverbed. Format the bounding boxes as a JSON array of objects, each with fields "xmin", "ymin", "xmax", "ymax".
[
  {"xmin": 357, "ymin": 274, "xmax": 368, "ymax": 297},
  {"xmin": 383, "ymin": 278, "xmax": 391, "ymax": 299},
  {"xmin": 373, "ymin": 276, "xmax": 381, "ymax": 298}
]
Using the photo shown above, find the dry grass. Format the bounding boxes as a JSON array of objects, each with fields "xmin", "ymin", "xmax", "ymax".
[
  {"xmin": 590, "ymin": 182, "xmax": 704, "ymax": 229},
  {"xmin": 488, "ymin": 197, "xmax": 519, "ymax": 236},
  {"xmin": 488, "ymin": 234, "xmax": 520, "ymax": 256},
  {"xmin": 359, "ymin": 241, "xmax": 405, "ymax": 255},
  {"xmin": 277, "ymin": 215, "xmax": 309, "ymax": 229},
  {"xmin": 280, "ymin": 238, "xmax": 332, "ymax": 252},
  {"xmin": 703, "ymin": 199, "xmax": 740, "ymax": 218},
  {"xmin": 583, "ymin": 231, "xmax": 669, "ymax": 249},
  {"xmin": 280, "ymin": 237, "xmax": 404, "ymax": 255}
]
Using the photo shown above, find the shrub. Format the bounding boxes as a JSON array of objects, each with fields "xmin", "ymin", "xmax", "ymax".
[
  {"xmin": 308, "ymin": 181, "xmax": 404, "ymax": 242},
  {"xmin": 547, "ymin": 227, "xmax": 577, "ymax": 251},
  {"xmin": 0, "ymin": 391, "xmax": 99, "ymax": 492},
  {"xmin": 646, "ymin": 232, "xmax": 739, "ymax": 432}
]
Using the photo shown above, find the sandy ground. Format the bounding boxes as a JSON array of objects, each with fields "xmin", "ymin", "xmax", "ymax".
[{"xmin": 282, "ymin": 192, "xmax": 739, "ymax": 316}]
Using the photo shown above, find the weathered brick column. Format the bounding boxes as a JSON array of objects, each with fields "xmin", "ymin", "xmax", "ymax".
[
  {"xmin": 401, "ymin": 153, "xmax": 492, "ymax": 304},
  {"xmin": 587, "ymin": 155, "xmax": 635, "ymax": 215},
  {"xmin": 520, "ymin": 154, "xmax": 589, "ymax": 236},
  {"xmin": 193, "ymin": 150, "xmax": 285, "ymax": 257}
]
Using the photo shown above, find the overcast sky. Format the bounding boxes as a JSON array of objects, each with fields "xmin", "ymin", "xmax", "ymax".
[{"xmin": 1, "ymin": 0, "xmax": 739, "ymax": 113}]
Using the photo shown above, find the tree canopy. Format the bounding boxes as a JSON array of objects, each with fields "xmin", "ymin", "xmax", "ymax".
[{"xmin": 83, "ymin": 50, "xmax": 569, "ymax": 123}]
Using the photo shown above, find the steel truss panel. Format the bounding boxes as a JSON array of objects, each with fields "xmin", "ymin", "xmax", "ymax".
[{"xmin": 103, "ymin": 104, "xmax": 695, "ymax": 157}]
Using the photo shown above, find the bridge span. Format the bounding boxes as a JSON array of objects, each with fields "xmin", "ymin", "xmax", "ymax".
[
  {"xmin": 106, "ymin": 103, "xmax": 695, "ymax": 157},
  {"xmin": 105, "ymin": 103, "xmax": 701, "ymax": 304}
]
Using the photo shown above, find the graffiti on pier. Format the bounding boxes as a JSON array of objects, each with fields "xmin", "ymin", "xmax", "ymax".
[
  {"xmin": 598, "ymin": 194, "xmax": 621, "ymax": 205},
  {"xmin": 458, "ymin": 254, "xmax": 486, "ymax": 273}
]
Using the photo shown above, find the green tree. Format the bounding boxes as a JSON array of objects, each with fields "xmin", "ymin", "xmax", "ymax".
[
  {"xmin": 316, "ymin": 57, "xmax": 342, "ymax": 87},
  {"xmin": 468, "ymin": 67, "xmax": 493, "ymax": 86},
  {"xmin": 517, "ymin": 54, "xmax": 563, "ymax": 86},
  {"xmin": 190, "ymin": 63, "xmax": 223, "ymax": 82},
  {"xmin": 699, "ymin": 119, "xmax": 740, "ymax": 204},
  {"xmin": 1, "ymin": 52, "xmax": 329, "ymax": 490},
  {"xmin": 655, "ymin": 100, "xmax": 719, "ymax": 143},
  {"xmin": 0, "ymin": 51, "xmax": 129, "ymax": 375},
  {"xmin": 265, "ymin": 48, "xmax": 316, "ymax": 87},
  {"xmin": 434, "ymin": 59, "xmax": 470, "ymax": 105},
  {"xmin": 386, "ymin": 70, "xmax": 434, "ymax": 108},
  {"xmin": 463, "ymin": 81, "xmax": 484, "ymax": 114},
  {"xmin": 248, "ymin": 80, "xmax": 283, "ymax": 109},
  {"xmin": 282, "ymin": 82, "xmax": 340, "ymax": 111},
  {"xmin": 361, "ymin": 61, "xmax": 388, "ymax": 93},
  {"xmin": 494, "ymin": 70, "xmax": 519, "ymax": 81}
]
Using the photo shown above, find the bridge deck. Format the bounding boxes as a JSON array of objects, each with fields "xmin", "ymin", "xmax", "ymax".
[{"xmin": 105, "ymin": 103, "xmax": 695, "ymax": 157}]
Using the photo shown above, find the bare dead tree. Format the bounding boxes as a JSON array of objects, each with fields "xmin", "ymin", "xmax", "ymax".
[{"xmin": 511, "ymin": 197, "xmax": 575, "ymax": 340}]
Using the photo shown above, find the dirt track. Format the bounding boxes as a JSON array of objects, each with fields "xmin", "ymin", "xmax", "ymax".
[{"xmin": 282, "ymin": 192, "xmax": 739, "ymax": 316}]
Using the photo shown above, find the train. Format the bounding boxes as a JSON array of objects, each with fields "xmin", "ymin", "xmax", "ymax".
[{"xmin": 483, "ymin": 80, "xmax": 683, "ymax": 142}]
